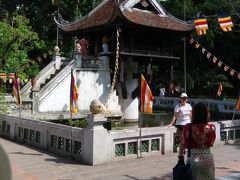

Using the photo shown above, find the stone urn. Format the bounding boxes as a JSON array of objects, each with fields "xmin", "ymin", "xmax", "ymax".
[{"xmin": 89, "ymin": 100, "xmax": 105, "ymax": 114}]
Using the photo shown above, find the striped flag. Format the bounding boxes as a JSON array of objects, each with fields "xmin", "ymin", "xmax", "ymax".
[
  {"xmin": 194, "ymin": 17, "xmax": 208, "ymax": 35},
  {"xmin": 0, "ymin": 72, "xmax": 7, "ymax": 83},
  {"xmin": 141, "ymin": 74, "xmax": 154, "ymax": 113},
  {"xmin": 217, "ymin": 82, "xmax": 223, "ymax": 97},
  {"xmin": 12, "ymin": 73, "xmax": 22, "ymax": 106},
  {"xmin": 70, "ymin": 70, "xmax": 79, "ymax": 113},
  {"xmin": 236, "ymin": 91, "xmax": 240, "ymax": 111},
  {"xmin": 218, "ymin": 15, "xmax": 234, "ymax": 32}
]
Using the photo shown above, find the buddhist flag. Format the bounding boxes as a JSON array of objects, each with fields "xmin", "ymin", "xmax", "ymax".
[
  {"xmin": 236, "ymin": 91, "xmax": 240, "ymax": 111},
  {"xmin": 217, "ymin": 82, "xmax": 223, "ymax": 97},
  {"xmin": 141, "ymin": 74, "xmax": 154, "ymax": 113},
  {"xmin": 194, "ymin": 17, "xmax": 208, "ymax": 35},
  {"xmin": 218, "ymin": 15, "xmax": 234, "ymax": 32},
  {"xmin": 12, "ymin": 73, "xmax": 22, "ymax": 106},
  {"xmin": 0, "ymin": 72, "xmax": 7, "ymax": 83},
  {"xmin": 70, "ymin": 70, "xmax": 79, "ymax": 113}
]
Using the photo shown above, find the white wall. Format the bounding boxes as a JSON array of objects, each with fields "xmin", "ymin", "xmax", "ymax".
[{"xmin": 39, "ymin": 70, "xmax": 111, "ymax": 112}]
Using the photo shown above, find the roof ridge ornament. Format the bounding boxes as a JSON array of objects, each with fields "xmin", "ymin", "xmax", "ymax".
[{"xmin": 121, "ymin": 0, "xmax": 166, "ymax": 15}]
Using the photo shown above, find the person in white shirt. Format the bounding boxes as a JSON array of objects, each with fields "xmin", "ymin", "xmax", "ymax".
[
  {"xmin": 168, "ymin": 93, "xmax": 192, "ymax": 130},
  {"xmin": 167, "ymin": 93, "xmax": 192, "ymax": 150}
]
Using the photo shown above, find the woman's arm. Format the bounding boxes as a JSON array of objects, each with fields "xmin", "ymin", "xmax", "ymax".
[{"xmin": 168, "ymin": 112, "xmax": 178, "ymax": 127}]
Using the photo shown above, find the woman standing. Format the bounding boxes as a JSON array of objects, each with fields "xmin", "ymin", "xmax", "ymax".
[
  {"xmin": 178, "ymin": 103, "xmax": 216, "ymax": 180},
  {"xmin": 168, "ymin": 93, "xmax": 192, "ymax": 132}
]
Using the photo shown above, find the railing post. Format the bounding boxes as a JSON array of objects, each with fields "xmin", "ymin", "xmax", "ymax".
[
  {"xmin": 52, "ymin": 46, "xmax": 61, "ymax": 70},
  {"xmin": 82, "ymin": 114, "xmax": 111, "ymax": 165}
]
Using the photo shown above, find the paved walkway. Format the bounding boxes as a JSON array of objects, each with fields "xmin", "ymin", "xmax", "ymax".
[{"xmin": 1, "ymin": 137, "xmax": 240, "ymax": 180}]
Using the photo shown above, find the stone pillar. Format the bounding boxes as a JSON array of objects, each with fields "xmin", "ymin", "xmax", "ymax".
[
  {"xmin": 121, "ymin": 58, "xmax": 139, "ymax": 121},
  {"xmin": 52, "ymin": 46, "xmax": 61, "ymax": 70},
  {"xmin": 82, "ymin": 114, "xmax": 112, "ymax": 165}
]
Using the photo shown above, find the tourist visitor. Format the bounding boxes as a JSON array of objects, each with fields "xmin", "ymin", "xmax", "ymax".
[
  {"xmin": 0, "ymin": 143, "xmax": 12, "ymax": 180},
  {"xmin": 167, "ymin": 93, "xmax": 192, "ymax": 150},
  {"xmin": 79, "ymin": 37, "xmax": 88, "ymax": 57},
  {"xmin": 167, "ymin": 93, "xmax": 192, "ymax": 131},
  {"xmin": 178, "ymin": 103, "xmax": 216, "ymax": 180}
]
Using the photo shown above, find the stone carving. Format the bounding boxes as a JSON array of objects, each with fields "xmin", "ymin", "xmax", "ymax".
[{"xmin": 89, "ymin": 100, "xmax": 105, "ymax": 114}]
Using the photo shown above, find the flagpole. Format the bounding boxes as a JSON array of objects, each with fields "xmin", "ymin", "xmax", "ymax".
[
  {"xmin": 70, "ymin": 69, "xmax": 73, "ymax": 156},
  {"xmin": 18, "ymin": 105, "xmax": 21, "ymax": 118},
  {"xmin": 139, "ymin": 114, "xmax": 143, "ymax": 158},
  {"xmin": 138, "ymin": 73, "xmax": 142, "ymax": 158}
]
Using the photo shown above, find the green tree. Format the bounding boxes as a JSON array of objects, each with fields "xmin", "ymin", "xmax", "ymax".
[{"xmin": 0, "ymin": 15, "xmax": 44, "ymax": 79}]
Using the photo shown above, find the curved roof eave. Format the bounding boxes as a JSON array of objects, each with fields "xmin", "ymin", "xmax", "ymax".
[
  {"xmin": 120, "ymin": 9, "xmax": 194, "ymax": 32},
  {"xmin": 55, "ymin": 0, "xmax": 119, "ymax": 32}
]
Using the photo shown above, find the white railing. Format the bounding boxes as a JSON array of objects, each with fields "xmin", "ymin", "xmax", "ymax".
[{"xmin": 1, "ymin": 114, "xmax": 239, "ymax": 165}]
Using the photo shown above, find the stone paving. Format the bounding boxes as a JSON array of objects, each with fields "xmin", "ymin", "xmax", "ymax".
[{"xmin": 1, "ymin": 137, "xmax": 240, "ymax": 180}]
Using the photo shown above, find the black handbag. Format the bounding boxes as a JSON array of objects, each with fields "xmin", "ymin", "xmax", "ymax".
[{"xmin": 173, "ymin": 124, "xmax": 192, "ymax": 180}]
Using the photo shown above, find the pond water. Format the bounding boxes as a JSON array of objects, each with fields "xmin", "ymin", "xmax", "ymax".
[{"xmin": 111, "ymin": 111, "xmax": 239, "ymax": 130}]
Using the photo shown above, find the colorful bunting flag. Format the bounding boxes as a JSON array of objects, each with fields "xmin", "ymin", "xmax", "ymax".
[
  {"xmin": 12, "ymin": 73, "xmax": 22, "ymax": 106},
  {"xmin": 194, "ymin": 17, "xmax": 208, "ymax": 35},
  {"xmin": 141, "ymin": 74, "xmax": 154, "ymax": 113},
  {"xmin": 70, "ymin": 70, "xmax": 79, "ymax": 113},
  {"xmin": 0, "ymin": 73, "xmax": 7, "ymax": 83},
  {"xmin": 218, "ymin": 15, "xmax": 234, "ymax": 32}
]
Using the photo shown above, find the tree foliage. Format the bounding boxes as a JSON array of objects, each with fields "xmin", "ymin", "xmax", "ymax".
[{"xmin": 0, "ymin": 15, "xmax": 44, "ymax": 79}]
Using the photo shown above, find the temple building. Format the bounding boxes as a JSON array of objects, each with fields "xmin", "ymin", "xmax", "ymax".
[{"xmin": 22, "ymin": 0, "xmax": 193, "ymax": 121}]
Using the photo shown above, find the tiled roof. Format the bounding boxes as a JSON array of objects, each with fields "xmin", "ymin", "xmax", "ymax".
[
  {"xmin": 55, "ymin": 0, "xmax": 118, "ymax": 32},
  {"xmin": 122, "ymin": 9, "xmax": 193, "ymax": 31},
  {"xmin": 56, "ymin": 0, "xmax": 193, "ymax": 32}
]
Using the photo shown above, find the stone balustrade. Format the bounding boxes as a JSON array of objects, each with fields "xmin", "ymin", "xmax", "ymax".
[{"xmin": 0, "ymin": 114, "xmax": 239, "ymax": 165}]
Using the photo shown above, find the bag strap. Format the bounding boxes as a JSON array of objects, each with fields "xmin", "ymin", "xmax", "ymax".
[{"xmin": 187, "ymin": 123, "xmax": 192, "ymax": 158}]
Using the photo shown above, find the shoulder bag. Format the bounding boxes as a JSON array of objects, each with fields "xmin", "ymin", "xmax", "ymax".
[{"xmin": 173, "ymin": 124, "xmax": 192, "ymax": 180}]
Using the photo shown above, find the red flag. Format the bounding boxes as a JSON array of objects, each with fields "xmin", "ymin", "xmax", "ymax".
[
  {"xmin": 141, "ymin": 74, "xmax": 154, "ymax": 113},
  {"xmin": 70, "ymin": 70, "xmax": 79, "ymax": 113},
  {"xmin": 12, "ymin": 73, "xmax": 22, "ymax": 106}
]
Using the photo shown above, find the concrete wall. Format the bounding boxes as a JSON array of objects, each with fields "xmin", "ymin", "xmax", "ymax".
[{"xmin": 39, "ymin": 69, "xmax": 111, "ymax": 112}]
